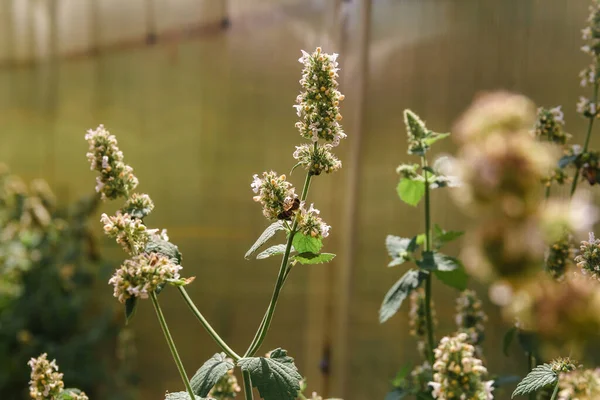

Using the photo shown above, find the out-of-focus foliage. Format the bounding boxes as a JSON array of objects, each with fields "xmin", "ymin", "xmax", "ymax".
[{"xmin": 0, "ymin": 164, "xmax": 136, "ymax": 399}]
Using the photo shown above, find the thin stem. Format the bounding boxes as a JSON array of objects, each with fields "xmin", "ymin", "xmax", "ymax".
[
  {"xmin": 242, "ymin": 370, "xmax": 254, "ymax": 400},
  {"xmin": 549, "ymin": 381, "xmax": 560, "ymax": 400},
  {"xmin": 177, "ymin": 286, "xmax": 241, "ymax": 361},
  {"xmin": 570, "ymin": 82, "xmax": 599, "ymax": 196},
  {"xmin": 421, "ymin": 156, "xmax": 435, "ymax": 365},
  {"xmin": 245, "ymin": 170, "xmax": 314, "ymax": 357},
  {"xmin": 150, "ymin": 292, "xmax": 195, "ymax": 400}
]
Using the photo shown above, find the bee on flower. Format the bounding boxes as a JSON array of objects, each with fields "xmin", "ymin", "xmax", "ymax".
[{"xmin": 251, "ymin": 172, "xmax": 298, "ymax": 221}]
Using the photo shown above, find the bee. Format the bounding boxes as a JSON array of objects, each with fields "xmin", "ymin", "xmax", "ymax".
[
  {"xmin": 277, "ymin": 197, "xmax": 300, "ymax": 220},
  {"xmin": 582, "ymin": 164, "xmax": 599, "ymax": 185}
]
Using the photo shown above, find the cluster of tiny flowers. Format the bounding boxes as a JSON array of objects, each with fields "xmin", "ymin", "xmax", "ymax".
[
  {"xmin": 251, "ymin": 172, "xmax": 297, "ymax": 220},
  {"xmin": 297, "ymin": 203, "xmax": 330, "ymax": 239},
  {"xmin": 409, "ymin": 362, "xmax": 434, "ymax": 395},
  {"xmin": 409, "ymin": 288, "xmax": 436, "ymax": 360},
  {"xmin": 558, "ymin": 368, "xmax": 600, "ymax": 400},
  {"xmin": 541, "ymin": 168, "xmax": 570, "ymax": 188},
  {"xmin": 575, "ymin": 232, "xmax": 600, "ymax": 280},
  {"xmin": 429, "ymin": 333, "xmax": 494, "ymax": 400},
  {"xmin": 295, "ymin": 47, "xmax": 346, "ymax": 146},
  {"xmin": 453, "ymin": 92, "xmax": 554, "ymax": 284},
  {"xmin": 545, "ymin": 232, "xmax": 574, "ymax": 280},
  {"xmin": 293, "ymin": 144, "xmax": 342, "ymax": 175},
  {"xmin": 579, "ymin": 2, "xmax": 600, "ymax": 118},
  {"xmin": 455, "ymin": 290, "xmax": 487, "ymax": 351},
  {"xmin": 122, "ymin": 193, "xmax": 154, "ymax": 219},
  {"xmin": 208, "ymin": 369, "xmax": 241, "ymax": 399},
  {"xmin": 28, "ymin": 353, "xmax": 65, "ymax": 399},
  {"xmin": 101, "ymin": 212, "xmax": 148, "ymax": 254},
  {"xmin": 396, "ymin": 164, "xmax": 420, "ymax": 179},
  {"xmin": 85, "ymin": 125, "xmax": 138, "ymax": 200},
  {"xmin": 534, "ymin": 107, "xmax": 570, "ymax": 145},
  {"xmin": 108, "ymin": 252, "xmax": 182, "ymax": 303}
]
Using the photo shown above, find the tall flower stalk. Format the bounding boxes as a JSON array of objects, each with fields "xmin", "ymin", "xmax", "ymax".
[{"xmin": 81, "ymin": 47, "xmax": 345, "ymax": 400}]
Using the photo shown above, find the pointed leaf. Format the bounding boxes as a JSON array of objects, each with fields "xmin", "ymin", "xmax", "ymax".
[
  {"xmin": 434, "ymin": 265, "xmax": 468, "ymax": 291},
  {"xmin": 417, "ymin": 251, "xmax": 461, "ymax": 272},
  {"xmin": 165, "ymin": 391, "xmax": 206, "ymax": 400},
  {"xmin": 125, "ymin": 297, "xmax": 137, "ymax": 325},
  {"xmin": 293, "ymin": 252, "xmax": 335, "ymax": 265},
  {"xmin": 292, "ymin": 232, "xmax": 323, "ymax": 254},
  {"xmin": 245, "ymin": 221, "xmax": 285, "ymax": 259},
  {"xmin": 512, "ymin": 364, "xmax": 557, "ymax": 398},
  {"xmin": 379, "ymin": 269, "xmax": 424, "ymax": 323},
  {"xmin": 503, "ymin": 326, "xmax": 518, "ymax": 357},
  {"xmin": 517, "ymin": 331, "xmax": 539, "ymax": 358},
  {"xmin": 238, "ymin": 348, "xmax": 302, "ymax": 400},
  {"xmin": 257, "ymin": 244, "xmax": 290, "ymax": 260},
  {"xmin": 385, "ymin": 235, "xmax": 417, "ymax": 267},
  {"xmin": 423, "ymin": 132, "xmax": 450, "ymax": 146},
  {"xmin": 433, "ymin": 225, "xmax": 464, "ymax": 248},
  {"xmin": 397, "ymin": 178, "xmax": 425, "ymax": 207},
  {"xmin": 191, "ymin": 353, "xmax": 235, "ymax": 397}
]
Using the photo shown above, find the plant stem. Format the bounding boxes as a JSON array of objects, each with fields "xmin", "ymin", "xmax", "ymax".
[
  {"xmin": 570, "ymin": 82, "xmax": 599, "ymax": 196},
  {"xmin": 421, "ymin": 156, "xmax": 436, "ymax": 365},
  {"xmin": 528, "ymin": 352, "xmax": 536, "ymax": 400},
  {"xmin": 549, "ymin": 381, "xmax": 560, "ymax": 400},
  {"xmin": 244, "ymin": 170, "xmax": 314, "ymax": 357},
  {"xmin": 242, "ymin": 370, "xmax": 254, "ymax": 400},
  {"xmin": 150, "ymin": 292, "xmax": 195, "ymax": 400},
  {"xmin": 177, "ymin": 286, "xmax": 241, "ymax": 361}
]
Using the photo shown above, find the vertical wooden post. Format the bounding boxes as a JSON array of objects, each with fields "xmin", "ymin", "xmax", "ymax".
[{"xmin": 333, "ymin": 0, "xmax": 371, "ymax": 397}]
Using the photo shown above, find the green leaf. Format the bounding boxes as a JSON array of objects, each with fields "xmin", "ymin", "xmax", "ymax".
[
  {"xmin": 165, "ymin": 391, "xmax": 205, "ymax": 400},
  {"xmin": 493, "ymin": 375, "xmax": 520, "ymax": 388},
  {"xmin": 512, "ymin": 364, "xmax": 557, "ymax": 398},
  {"xmin": 503, "ymin": 326, "xmax": 518, "ymax": 357},
  {"xmin": 293, "ymin": 252, "xmax": 335, "ymax": 265},
  {"xmin": 397, "ymin": 178, "xmax": 425, "ymax": 207},
  {"xmin": 558, "ymin": 154, "xmax": 578, "ymax": 169},
  {"xmin": 434, "ymin": 264, "xmax": 468, "ymax": 291},
  {"xmin": 245, "ymin": 221, "xmax": 285, "ymax": 259},
  {"xmin": 256, "ymin": 244, "xmax": 290, "ymax": 260},
  {"xmin": 125, "ymin": 297, "xmax": 137, "ymax": 325},
  {"xmin": 385, "ymin": 236, "xmax": 418, "ymax": 267},
  {"xmin": 417, "ymin": 251, "xmax": 461, "ymax": 272},
  {"xmin": 391, "ymin": 364, "xmax": 412, "ymax": 387},
  {"xmin": 191, "ymin": 352, "xmax": 235, "ymax": 397},
  {"xmin": 145, "ymin": 238, "xmax": 183, "ymax": 264},
  {"xmin": 292, "ymin": 233, "xmax": 323, "ymax": 254},
  {"xmin": 517, "ymin": 331, "xmax": 539, "ymax": 358},
  {"xmin": 423, "ymin": 132, "xmax": 450, "ymax": 146},
  {"xmin": 433, "ymin": 225, "xmax": 464, "ymax": 248},
  {"xmin": 238, "ymin": 348, "xmax": 302, "ymax": 400},
  {"xmin": 379, "ymin": 269, "xmax": 424, "ymax": 323},
  {"xmin": 58, "ymin": 389, "xmax": 89, "ymax": 400},
  {"xmin": 385, "ymin": 388, "xmax": 408, "ymax": 400}
]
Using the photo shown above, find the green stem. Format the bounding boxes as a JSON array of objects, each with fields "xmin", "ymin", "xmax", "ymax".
[
  {"xmin": 570, "ymin": 82, "xmax": 599, "ymax": 196},
  {"xmin": 549, "ymin": 381, "xmax": 560, "ymax": 400},
  {"xmin": 421, "ymin": 156, "xmax": 435, "ymax": 365},
  {"xmin": 244, "ymin": 171, "xmax": 314, "ymax": 357},
  {"xmin": 150, "ymin": 292, "xmax": 195, "ymax": 400},
  {"xmin": 242, "ymin": 370, "xmax": 254, "ymax": 400},
  {"xmin": 177, "ymin": 286, "xmax": 241, "ymax": 361}
]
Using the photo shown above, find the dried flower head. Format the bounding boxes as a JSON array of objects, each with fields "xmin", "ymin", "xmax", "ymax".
[
  {"xmin": 297, "ymin": 203, "xmax": 330, "ymax": 239},
  {"xmin": 534, "ymin": 107, "xmax": 570, "ymax": 145},
  {"xmin": 558, "ymin": 368, "xmax": 600, "ymax": 400},
  {"xmin": 429, "ymin": 333, "xmax": 494, "ymax": 400},
  {"xmin": 575, "ymin": 232, "xmax": 600, "ymax": 280},
  {"xmin": 108, "ymin": 252, "xmax": 182, "ymax": 303},
  {"xmin": 28, "ymin": 353, "xmax": 64, "ymax": 399},
  {"xmin": 85, "ymin": 125, "xmax": 138, "ymax": 200},
  {"xmin": 208, "ymin": 368, "xmax": 241, "ymax": 399},
  {"xmin": 101, "ymin": 212, "xmax": 149, "ymax": 255},
  {"xmin": 251, "ymin": 172, "xmax": 297, "ymax": 221},
  {"xmin": 293, "ymin": 143, "xmax": 342, "ymax": 175},
  {"xmin": 455, "ymin": 290, "xmax": 487, "ymax": 351},
  {"xmin": 295, "ymin": 47, "xmax": 346, "ymax": 146}
]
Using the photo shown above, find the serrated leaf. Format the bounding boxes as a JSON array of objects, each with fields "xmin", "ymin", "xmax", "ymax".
[
  {"xmin": 423, "ymin": 132, "xmax": 450, "ymax": 146},
  {"xmin": 512, "ymin": 364, "xmax": 557, "ymax": 398},
  {"xmin": 433, "ymin": 225, "xmax": 464, "ymax": 248},
  {"xmin": 385, "ymin": 388, "xmax": 408, "ymax": 400},
  {"xmin": 292, "ymin": 233, "xmax": 323, "ymax": 254},
  {"xmin": 125, "ymin": 297, "xmax": 137, "ymax": 325},
  {"xmin": 417, "ymin": 251, "xmax": 461, "ymax": 272},
  {"xmin": 293, "ymin": 252, "xmax": 335, "ymax": 264},
  {"xmin": 191, "ymin": 352, "xmax": 235, "ymax": 397},
  {"xmin": 503, "ymin": 326, "xmax": 518, "ymax": 357},
  {"xmin": 493, "ymin": 375, "xmax": 520, "ymax": 388},
  {"xmin": 257, "ymin": 244, "xmax": 290, "ymax": 260},
  {"xmin": 397, "ymin": 178, "xmax": 425, "ymax": 207},
  {"xmin": 165, "ymin": 391, "xmax": 206, "ymax": 400},
  {"xmin": 245, "ymin": 221, "xmax": 285, "ymax": 259},
  {"xmin": 379, "ymin": 269, "xmax": 424, "ymax": 323},
  {"xmin": 386, "ymin": 236, "xmax": 418, "ymax": 267},
  {"xmin": 238, "ymin": 348, "xmax": 302, "ymax": 400},
  {"xmin": 146, "ymin": 238, "xmax": 183, "ymax": 264},
  {"xmin": 434, "ymin": 264, "xmax": 468, "ymax": 291}
]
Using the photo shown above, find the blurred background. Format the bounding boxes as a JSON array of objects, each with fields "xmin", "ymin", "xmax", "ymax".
[{"xmin": 0, "ymin": 0, "xmax": 596, "ymax": 399}]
